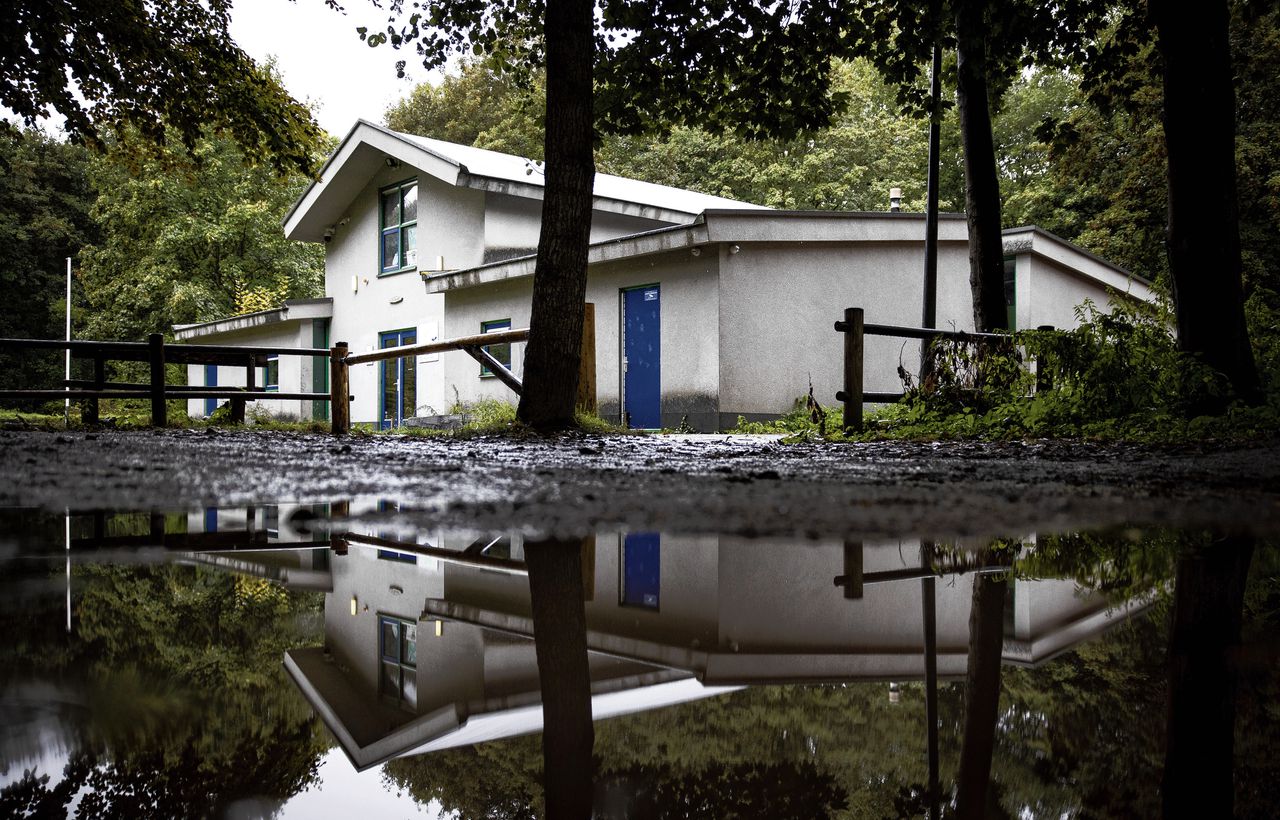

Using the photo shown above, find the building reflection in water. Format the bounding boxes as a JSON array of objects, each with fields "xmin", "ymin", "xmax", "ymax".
[{"xmin": 267, "ymin": 511, "xmax": 1149, "ymax": 777}]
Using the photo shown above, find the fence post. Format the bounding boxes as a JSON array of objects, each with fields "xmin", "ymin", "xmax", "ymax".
[
  {"xmin": 148, "ymin": 333, "xmax": 167, "ymax": 428},
  {"xmin": 576, "ymin": 303, "xmax": 597, "ymax": 415},
  {"xmin": 83, "ymin": 354, "xmax": 104, "ymax": 425},
  {"xmin": 229, "ymin": 354, "xmax": 253, "ymax": 423},
  {"xmin": 330, "ymin": 342, "xmax": 350, "ymax": 435},
  {"xmin": 1034, "ymin": 324, "xmax": 1055, "ymax": 394},
  {"xmin": 841, "ymin": 307, "xmax": 864, "ymax": 433}
]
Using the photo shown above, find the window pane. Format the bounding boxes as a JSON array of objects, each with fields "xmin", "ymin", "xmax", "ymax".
[
  {"xmin": 266, "ymin": 358, "xmax": 279, "ymax": 389},
  {"xmin": 381, "ymin": 190, "xmax": 399, "ymax": 227},
  {"xmin": 382, "ymin": 230, "xmax": 400, "ymax": 270},
  {"xmin": 402, "ymin": 224, "xmax": 417, "ymax": 268},
  {"xmin": 481, "ymin": 320, "xmax": 512, "ymax": 377},
  {"xmin": 401, "ymin": 355, "xmax": 416, "ymax": 420},
  {"xmin": 381, "ymin": 620, "xmax": 400, "ymax": 661},
  {"xmin": 401, "ymin": 183, "xmax": 417, "ymax": 223},
  {"xmin": 382, "ymin": 359, "xmax": 398, "ymax": 425},
  {"xmin": 402, "ymin": 670, "xmax": 417, "ymax": 708},
  {"xmin": 403, "ymin": 624, "xmax": 417, "ymax": 666},
  {"xmin": 381, "ymin": 661, "xmax": 400, "ymax": 696},
  {"xmin": 488, "ymin": 342, "xmax": 511, "ymax": 368}
]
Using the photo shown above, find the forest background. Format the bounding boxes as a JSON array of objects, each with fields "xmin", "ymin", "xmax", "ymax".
[{"xmin": 2, "ymin": 3, "xmax": 1278, "ymax": 409}]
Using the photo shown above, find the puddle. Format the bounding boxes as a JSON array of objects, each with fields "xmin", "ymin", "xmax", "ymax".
[{"xmin": 0, "ymin": 504, "xmax": 1276, "ymax": 818}]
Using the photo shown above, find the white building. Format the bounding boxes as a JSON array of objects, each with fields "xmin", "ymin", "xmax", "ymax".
[
  {"xmin": 277, "ymin": 525, "xmax": 1150, "ymax": 770},
  {"xmin": 178, "ymin": 120, "xmax": 1154, "ymax": 430}
]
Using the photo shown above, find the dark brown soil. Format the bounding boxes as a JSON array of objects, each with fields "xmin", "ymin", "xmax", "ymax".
[{"xmin": 1, "ymin": 429, "xmax": 1277, "ymax": 539}]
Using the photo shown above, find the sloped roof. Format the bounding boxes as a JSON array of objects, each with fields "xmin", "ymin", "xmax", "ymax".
[{"xmin": 284, "ymin": 120, "xmax": 766, "ymax": 242}]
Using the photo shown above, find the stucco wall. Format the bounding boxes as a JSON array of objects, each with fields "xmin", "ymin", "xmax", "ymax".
[
  {"xmin": 716, "ymin": 239, "xmax": 974, "ymax": 420},
  {"xmin": 440, "ymin": 250, "xmax": 721, "ymax": 428},
  {"xmin": 183, "ymin": 321, "xmax": 317, "ymax": 420},
  {"xmin": 1013, "ymin": 253, "xmax": 1139, "ymax": 331},
  {"xmin": 324, "ymin": 545, "xmax": 445, "ymax": 705},
  {"xmin": 322, "ymin": 165, "xmax": 488, "ymax": 423}
]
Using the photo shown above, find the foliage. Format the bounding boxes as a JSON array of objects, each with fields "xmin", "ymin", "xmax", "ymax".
[
  {"xmin": 743, "ymin": 302, "xmax": 1280, "ymax": 443},
  {"xmin": 78, "ymin": 128, "xmax": 326, "ymax": 341},
  {"xmin": 385, "ymin": 58, "xmax": 546, "ymax": 162},
  {"xmin": 0, "ymin": 542, "xmax": 329, "ymax": 816},
  {"xmin": 848, "ymin": 301, "xmax": 1277, "ymax": 441},
  {"xmin": 0, "ymin": 0, "xmax": 323, "ymax": 175},
  {"xmin": 0, "ymin": 129, "xmax": 99, "ymax": 402}
]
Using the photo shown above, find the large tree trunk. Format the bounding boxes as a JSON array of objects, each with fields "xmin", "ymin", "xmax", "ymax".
[
  {"xmin": 953, "ymin": 0, "xmax": 1008, "ymax": 333},
  {"xmin": 1151, "ymin": 0, "xmax": 1261, "ymax": 407},
  {"xmin": 1161, "ymin": 536, "xmax": 1253, "ymax": 819},
  {"xmin": 517, "ymin": 0, "xmax": 596, "ymax": 429},
  {"xmin": 955, "ymin": 570, "xmax": 1008, "ymax": 819},
  {"xmin": 526, "ymin": 538, "xmax": 595, "ymax": 819}
]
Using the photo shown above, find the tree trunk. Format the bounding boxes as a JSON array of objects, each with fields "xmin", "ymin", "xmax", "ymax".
[
  {"xmin": 1161, "ymin": 535, "xmax": 1253, "ymax": 819},
  {"xmin": 526, "ymin": 538, "xmax": 595, "ymax": 820},
  {"xmin": 517, "ymin": 0, "xmax": 596, "ymax": 429},
  {"xmin": 955, "ymin": 570, "xmax": 1008, "ymax": 819},
  {"xmin": 953, "ymin": 0, "xmax": 1008, "ymax": 333},
  {"xmin": 1151, "ymin": 0, "xmax": 1261, "ymax": 407}
]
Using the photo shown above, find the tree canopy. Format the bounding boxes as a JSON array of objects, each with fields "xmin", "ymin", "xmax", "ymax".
[
  {"xmin": 0, "ymin": 0, "xmax": 323, "ymax": 175},
  {"xmin": 78, "ymin": 128, "xmax": 327, "ymax": 341}
]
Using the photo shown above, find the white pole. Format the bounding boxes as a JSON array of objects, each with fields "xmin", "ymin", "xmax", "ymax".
[
  {"xmin": 64, "ymin": 256, "xmax": 72, "ymax": 427},
  {"xmin": 65, "ymin": 509, "xmax": 72, "ymax": 634}
]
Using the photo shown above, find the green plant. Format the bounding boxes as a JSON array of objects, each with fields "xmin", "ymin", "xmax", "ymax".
[{"xmin": 827, "ymin": 302, "xmax": 1280, "ymax": 443}]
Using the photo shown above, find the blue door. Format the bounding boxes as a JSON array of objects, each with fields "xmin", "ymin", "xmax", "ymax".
[
  {"xmin": 379, "ymin": 329, "xmax": 417, "ymax": 429},
  {"xmin": 620, "ymin": 532, "xmax": 660, "ymax": 609},
  {"xmin": 204, "ymin": 365, "xmax": 218, "ymax": 417},
  {"xmin": 622, "ymin": 285, "xmax": 661, "ymax": 429}
]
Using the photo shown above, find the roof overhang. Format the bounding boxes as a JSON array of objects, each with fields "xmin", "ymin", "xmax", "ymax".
[
  {"xmin": 423, "ymin": 210, "xmax": 970, "ymax": 293},
  {"xmin": 1002, "ymin": 226, "xmax": 1156, "ymax": 303},
  {"xmin": 284, "ymin": 120, "xmax": 768, "ymax": 244},
  {"xmin": 284, "ymin": 121, "xmax": 464, "ymax": 243},
  {"xmin": 173, "ymin": 298, "xmax": 333, "ymax": 342}
]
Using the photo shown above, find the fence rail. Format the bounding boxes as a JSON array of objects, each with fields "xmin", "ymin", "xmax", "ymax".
[
  {"xmin": 3, "ymin": 303, "xmax": 598, "ymax": 435},
  {"xmin": 0, "ymin": 333, "xmax": 329, "ymax": 426},
  {"xmin": 834, "ymin": 307, "xmax": 1036, "ymax": 433}
]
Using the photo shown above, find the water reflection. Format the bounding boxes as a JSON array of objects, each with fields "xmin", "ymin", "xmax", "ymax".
[{"xmin": 0, "ymin": 505, "xmax": 1275, "ymax": 819}]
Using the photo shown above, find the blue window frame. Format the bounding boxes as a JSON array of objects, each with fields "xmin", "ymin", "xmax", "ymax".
[
  {"xmin": 480, "ymin": 318, "xmax": 511, "ymax": 378},
  {"xmin": 380, "ymin": 180, "xmax": 419, "ymax": 274},
  {"xmin": 378, "ymin": 329, "xmax": 417, "ymax": 428},
  {"xmin": 264, "ymin": 355, "xmax": 279, "ymax": 392}
]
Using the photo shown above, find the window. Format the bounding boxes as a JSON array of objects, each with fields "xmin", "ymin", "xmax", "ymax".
[
  {"xmin": 264, "ymin": 355, "xmax": 279, "ymax": 391},
  {"xmin": 380, "ymin": 180, "xmax": 418, "ymax": 273},
  {"xmin": 1002, "ymin": 257, "xmax": 1017, "ymax": 330},
  {"xmin": 480, "ymin": 318, "xmax": 511, "ymax": 377},
  {"xmin": 379, "ymin": 615, "xmax": 417, "ymax": 709}
]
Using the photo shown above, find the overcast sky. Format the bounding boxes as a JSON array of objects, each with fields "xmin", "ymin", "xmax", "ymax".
[{"xmin": 230, "ymin": 0, "xmax": 445, "ymax": 137}]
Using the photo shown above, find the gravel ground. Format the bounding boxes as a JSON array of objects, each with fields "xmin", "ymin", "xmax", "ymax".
[{"xmin": 1, "ymin": 428, "xmax": 1277, "ymax": 539}]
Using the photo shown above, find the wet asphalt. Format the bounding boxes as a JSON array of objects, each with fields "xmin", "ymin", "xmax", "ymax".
[{"xmin": 2, "ymin": 428, "xmax": 1277, "ymax": 540}]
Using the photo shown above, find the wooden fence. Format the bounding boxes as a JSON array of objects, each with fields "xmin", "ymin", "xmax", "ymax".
[
  {"xmin": 833, "ymin": 307, "xmax": 1030, "ymax": 433},
  {"xmin": 327, "ymin": 302, "xmax": 595, "ymax": 434},
  {"xmin": 0, "ymin": 333, "xmax": 330, "ymax": 426},
  {"xmin": 1, "ymin": 304, "xmax": 597, "ymax": 434}
]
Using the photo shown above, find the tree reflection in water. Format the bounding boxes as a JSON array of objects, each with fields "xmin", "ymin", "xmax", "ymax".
[{"xmin": 525, "ymin": 537, "xmax": 595, "ymax": 820}]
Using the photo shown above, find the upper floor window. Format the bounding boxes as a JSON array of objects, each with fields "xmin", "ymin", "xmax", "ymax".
[{"xmin": 380, "ymin": 180, "xmax": 418, "ymax": 273}]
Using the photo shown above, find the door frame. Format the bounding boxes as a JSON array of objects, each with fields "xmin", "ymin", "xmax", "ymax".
[
  {"xmin": 378, "ymin": 327, "xmax": 417, "ymax": 429},
  {"xmin": 619, "ymin": 283, "xmax": 662, "ymax": 429}
]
